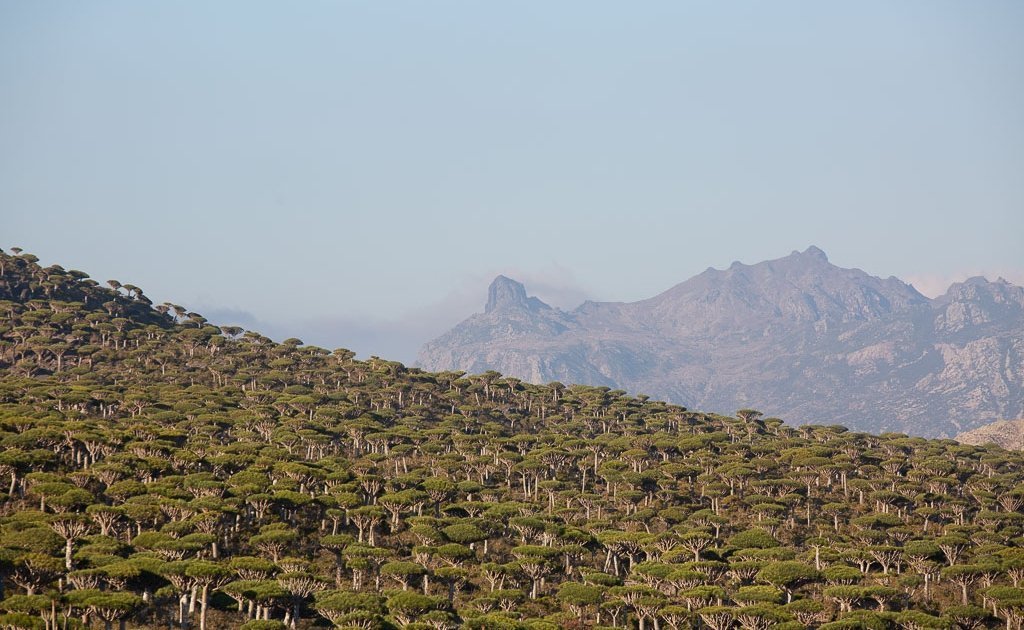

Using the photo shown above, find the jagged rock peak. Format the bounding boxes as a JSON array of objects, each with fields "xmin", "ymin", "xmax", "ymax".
[
  {"xmin": 486, "ymin": 275, "xmax": 530, "ymax": 313},
  {"xmin": 939, "ymin": 275, "xmax": 1024, "ymax": 302},
  {"xmin": 789, "ymin": 245, "xmax": 829, "ymax": 263},
  {"xmin": 803, "ymin": 245, "xmax": 828, "ymax": 261}
]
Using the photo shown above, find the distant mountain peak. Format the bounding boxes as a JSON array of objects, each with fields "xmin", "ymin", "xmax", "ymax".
[
  {"xmin": 940, "ymin": 275, "xmax": 1024, "ymax": 298},
  {"xmin": 485, "ymin": 275, "xmax": 551, "ymax": 313},
  {"xmin": 650, "ymin": 245, "xmax": 925, "ymax": 327},
  {"xmin": 486, "ymin": 276, "xmax": 527, "ymax": 312},
  {"xmin": 801, "ymin": 245, "xmax": 829, "ymax": 262}
]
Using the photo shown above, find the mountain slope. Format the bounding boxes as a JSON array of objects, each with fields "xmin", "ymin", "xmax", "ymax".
[
  {"xmin": 419, "ymin": 247, "xmax": 1024, "ymax": 437},
  {"xmin": 957, "ymin": 418, "xmax": 1024, "ymax": 450}
]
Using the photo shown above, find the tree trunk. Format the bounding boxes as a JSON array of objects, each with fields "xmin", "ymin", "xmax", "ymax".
[
  {"xmin": 199, "ymin": 585, "xmax": 209, "ymax": 630},
  {"xmin": 179, "ymin": 593, "xmax": 189, "ymax": 629},
  {"xmin": 65, "ymin": 538, "xmax": 73, "ymax": 570}
]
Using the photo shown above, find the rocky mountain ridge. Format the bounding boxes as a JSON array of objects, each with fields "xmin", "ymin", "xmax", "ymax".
[
  {"xmin": 957, "ymin": 418, "xmax": 1024, "ymax": 450},
  {"xmin": 419, "ymin": 247, "xmax": 1024, "ymax": 437}
]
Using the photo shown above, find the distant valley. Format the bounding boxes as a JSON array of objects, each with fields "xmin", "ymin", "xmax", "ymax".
[{"xmin": 420, "ymin": 247, "xmax": 1024, "ymax": 437}]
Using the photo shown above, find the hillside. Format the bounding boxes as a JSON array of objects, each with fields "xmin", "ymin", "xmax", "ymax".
[
  {"xmin": 419, "ymin": 247, "xmax": 1024, "ymax": 438},
  {"xmin": 4, "ymin": 248, "xmax": 1024, "ymax": 629},
  {"xmin": 957, "ymin": 419, "xmax": 1024, "ymax": 450}
]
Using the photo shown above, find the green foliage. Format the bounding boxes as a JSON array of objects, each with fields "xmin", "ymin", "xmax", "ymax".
[
  {"xmin": 756, "ymin": 561, "xmax": 819, "ymax": 595},
  {"xmin": 238, "ymin": 622, "xmax": 287, "ymax": 630},
  {"xmin": 557, "ymin": 581, "xmax": 605, "ymax": 606},
  {"xmin": 386, "ymin": 591, "xmax": 444, "ymax": 620},
  {"xmin": 441, "ymin": 522, "xmax": 487, "ymax": 545},
  {"xmin": 0, "ymin": 250, "xmax": 1024, "ymax": 628},
  {"xmin": 729, "ymin": 528, "xmax": 780, "ymax": 550},
  {"xmin": 0, "ymin": 612, "xmax": 45, "ymax": 630},
  {"xmin": 463, "ymin": 613, "xmax": 529, "ymax": 630},
  {"xmin": 0, "ymin": 595, "xmax": 50, "ymax": 613},
  {"xmin": 734, "ymin": 584, "xmax": 783, "ymax": 604},
  {"xmin": 823, "ymin": 564, "xmax": 863, "ymax": 584},
  {"xmin": 897, "ymin": 610, "xmax": 950, "ymax": 628}
]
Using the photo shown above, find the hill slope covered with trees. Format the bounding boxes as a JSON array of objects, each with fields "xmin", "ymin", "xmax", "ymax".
[{"xmin": 3, "ymin": 248, "xmax": 1024, "ymax": 630}]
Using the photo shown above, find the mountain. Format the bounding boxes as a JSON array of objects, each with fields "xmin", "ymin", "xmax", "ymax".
[
  {"xmin": 419, "ymin": 247, "xmax": 1024, "ymax": 437},
  {"xmin": 957, "ymin": 419, "xmax": 1024, "ymax": 450}
]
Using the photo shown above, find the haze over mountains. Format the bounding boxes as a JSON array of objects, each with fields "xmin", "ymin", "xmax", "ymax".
[{"xmin": 419, "ymin": 247, "xmax": 1024, "ymax": 437}]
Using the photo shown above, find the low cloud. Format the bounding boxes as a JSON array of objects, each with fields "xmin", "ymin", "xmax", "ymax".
[
  {"xmin": 180, "ymin": 266, "xmax": 1024, "ymax": 366},
  {"xmin": 902, "ymin": 269, "xmax": 1024, "ymax": 298},
  {"xmin": 190, "ymin": 268, "xmax": 595, "ymax": 364},
  {"xmin": 188, "ymin": 305, "xmax": 423, "ymax": 361},
  {"xmin": 312, "ymin": 266, "xmax": 595, "ymax": 363},
  {"xmin": 192, "ymin": 306, "xmax": 265, "ymax": 329},
  {"xmin": 506, "ymin": 266, "xmax": 595, "ymax": 311}
]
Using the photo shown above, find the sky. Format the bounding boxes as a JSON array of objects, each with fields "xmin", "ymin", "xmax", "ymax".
[{"xmin": 3, "ymin": 1, "xmax": 1023, "ymax": 363}]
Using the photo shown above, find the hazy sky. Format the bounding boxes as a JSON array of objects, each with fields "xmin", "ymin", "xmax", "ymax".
[{"xmin": 3, "ymin": 2, "xmax": 1023, "ymax": 362}]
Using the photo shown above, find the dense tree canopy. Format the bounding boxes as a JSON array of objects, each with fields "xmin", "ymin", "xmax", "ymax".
[{"xmin": 2, "ymin": 248, "xmax": 1024, "ymax": 629}]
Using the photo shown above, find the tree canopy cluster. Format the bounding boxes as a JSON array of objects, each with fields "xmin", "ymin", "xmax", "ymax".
[{"xmin": 2, "ymin": 248, "xmax": 1024, "ymax": 630}]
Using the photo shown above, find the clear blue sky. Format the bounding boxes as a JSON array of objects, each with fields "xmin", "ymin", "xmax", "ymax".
[{"xmin": 3, "ymin": 2, "xmax": 1023, "ymax": 362}]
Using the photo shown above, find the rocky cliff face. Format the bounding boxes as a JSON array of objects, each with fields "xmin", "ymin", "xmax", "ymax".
[
  {"xmin": 418, "ymin": 247, "xmax": 1024, "ymax": 437},
  {"xmin": 957, "ymin": 419, "xmax": 1024, "ymax": 450}
]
